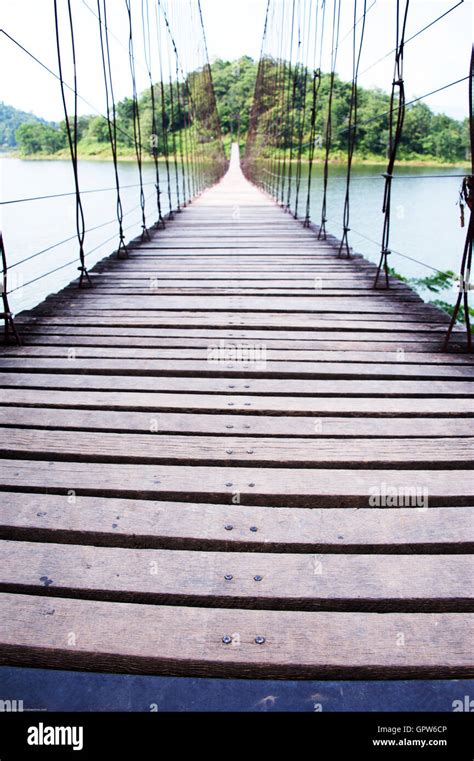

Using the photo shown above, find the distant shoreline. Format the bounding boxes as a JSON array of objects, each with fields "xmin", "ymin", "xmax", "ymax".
[{"xmin": 1, "ymin": 151, "xmax": 470, "ymax": 170}]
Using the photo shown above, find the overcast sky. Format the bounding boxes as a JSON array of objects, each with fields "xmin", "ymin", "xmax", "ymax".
[{"xmin": 1, "ymin": 0, "xmax": 472, "ymax": 122}]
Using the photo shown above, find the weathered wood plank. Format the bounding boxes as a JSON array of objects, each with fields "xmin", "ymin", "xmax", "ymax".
[
  {"xmin": 0, "ymin": 460, "xmax": 472, "ymax": 506},
  {"xmin": 18, "ymin": 335, "xmax": 451, "ymax": 353},
  {"xmin": 1, "ymin": 373, "xmax": 472, "ymax": 396},
  {"xmin": 1, "ymin": 407, "xmax": 472, "ymax": 437},
  {"xmin": 0, "ymin": 429, "xmax": 472, "ymax": 467},
  {"xmin": 3, "ymin": 346, "xmax": 473, "ymax": 365},
  {"xmin": 0, "ymin": 540, "xmax": 471, "ymax": 611},
  {"xmin": 0, "ymin": 357, "xmax": 470, "ymax": 378},
  {"xmin": 0, "ymin": 593, "xmax": 471, "ymax": 677},
  {"xmin": 2, "ymin": 389, "xmax": 473, "ymax": 415},
  {"xmin": 0, "ymin": 492, "xmax": 471, "ymax": 552}
]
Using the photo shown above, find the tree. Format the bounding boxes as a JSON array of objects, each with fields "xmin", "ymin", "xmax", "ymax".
[{"xmin": 15, "ymin": 122, "xmax": 65, "ymax": 155}]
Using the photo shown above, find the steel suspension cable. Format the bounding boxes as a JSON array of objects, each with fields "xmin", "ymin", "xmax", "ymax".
[
  {"xmin": 374, "ymin": 0, "xmax": 409, "ymax": 288},
  {"xmin": 294, "ymin": 0, "xmax": 312, "ymax": 220},
  {"xmin": 155, "ymin": 0, "xmax": 173, "ymax": 216},
  {"xmin": 304, "ymin": 0, "xmax": 324, "ymax": 227},
  {"xmin": 338, "ymin": 0, "xmax": 367, "ymax": 258},
  {"xmin": 285, "ymin": 0, "xmax": 303, "ymax": 213},
  {"xmin": 281, "ymin": 0, "xmax": 296, "ymax": 207},
  {"xmin": 142, "ymin": 0, "xmax": 165, "ymax": 228},
  {"xmin": 97, "ymin": 0, "xmax": 128, "ymax": 257},
  {"xmin": 318, "ymin": 0, "xmax": 342, "ymax": 240},
  {"xmin": 53, "ymin": 0, "xmax": 92, "ymax": 287},
  {"xmin": 125, "ymin": 0, "xmax": 149, "ymax": 241},
  {"xmin": 444, "ymin": 46, "xmax": 473, "ymax": 351}
]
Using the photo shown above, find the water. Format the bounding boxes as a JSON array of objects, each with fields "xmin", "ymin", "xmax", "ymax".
[
  {"xmin": 282, "ymin": 162, "xmax": 467, "ymax": 305},
  {"xmin": 0, "ymin": 157, "xmax": 186, "ymax": 314},
  {"xmin": 0, "ymin": 156, "xmax": 467, "ymax": 315}
]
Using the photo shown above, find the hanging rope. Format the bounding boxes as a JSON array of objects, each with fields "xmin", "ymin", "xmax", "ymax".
[
  {"xmin": 273, "ymin": 0, "xmax": 288, "ymax": 201},
  {"xmin": 374, "ymin": 0, "xmax": 409, "ymax": 287},
  {"xmin": 319, "ymin": 0, "xmax": 342, "ymax": 240},
  {"xmin": 304, "ymin": 0, "xmax": 324, "ymax": 227},
  {"xmin": 338, "ymin": 0, "xmax": 367, "ymax": 257},
  {"xmin": 142, "ymin": 0, "xmax": 164, "ymax": 228},
  {"xmin": 125, "ymin": 0, "xmax": 149, "ymax": 241},
  {"xmin": 156, "ymin": 0, "xmax": 174, "ymax": 216},
  {"xmin": 53, "ymin": 0, "xmax": 92, "ymax": 287},
  {"xmin": 281, "ymin": 0, "xmax": 296, "ymax": 207},
  {"xmin": 0, "ymin": 234, "xmax": 21, "ymax": 344},
  {"xmin": 285, "ymin": 0, "xmax": 303, "ymax": 213},
  {"xmin": 444, "ymin": 45, "xmax": 473, "ymax": 351},
  {"xmin": 168, "ymin": 64, "xmax": 182, "ymax": 212},
  {"xmin": 294, "ymin": 0, "xmax": 312, "ymax": 219},
  {"xmin": 97, "ymin": 0, "xmax": 128, "ymax": 256}
]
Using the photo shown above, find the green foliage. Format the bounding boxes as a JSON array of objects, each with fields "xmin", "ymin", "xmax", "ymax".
[
  {"xmin": 247, "ymin": 58, "xmax": 470, "ymax": 164},
  {"xmin": 388, "ymin": 266, "xmax": 471, "ymax": 324},
  {"xmin": 411, "ymin": 270, "xmax": 457, "ymax": 293},
  {"xmin": 6, "ymin": 57, "xmax": 470, "ymax": 164},
  {"xmin": 0, "ymin": 101, "xmax": 49, "ymax": 149},
  {"xmin": 430, "ymin": 299, "xmax": 474, "ymax": 323},
  {"xmin": 211, "ymin": 57, "xmax": 258, "ymax": 135},
  {"xmin": 15, "ymin": 122, "xmax": 66, "ymax": 155}
]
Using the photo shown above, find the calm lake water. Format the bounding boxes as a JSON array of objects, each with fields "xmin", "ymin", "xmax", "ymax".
[{"xmin": 0, "ymin": 156, "xmax": 467, "ymax": 315}]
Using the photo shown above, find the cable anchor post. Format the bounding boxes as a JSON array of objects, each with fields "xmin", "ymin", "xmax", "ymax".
[
  {"xmin": 318, "ymin": 218, "xmax": 327, "ymax": 240},
  {"xmin": 443, "ymin": 176, "xmax": 473, "ymax": 352},
  {"xmin": 0, "ymin": 233, "xmax": 21, "ymax": 345},
  {"xmin": 77, "ymin": 264, "xmax": 93, "ymax": 288},
  {"xmin": 338, "ymin": 227, "xmax": 352, "ymax": 259},
  {"xmin": 374, "ymin": 248, "xmax": 391, "ymax": 289}
]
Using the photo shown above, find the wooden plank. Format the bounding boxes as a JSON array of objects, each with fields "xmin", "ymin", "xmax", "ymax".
[
  {"xmin": 0, "ymin": 357, "xmax": 470, "ymax": 379},
  {"xmin": 19, "ymin": 315, "xmax": 452, "ymax": 331},
  {"xmin": 18, "ymin": 325, "xmax": 458, "ymax": 342},
  {"xmin": 2, "ymin": 389, "xmax": 473, "ymax": 415},
  {"xmin": 1, "ymin": 407, "xmax": 472, "ymax": 437},
  {"xmin": 18, "ymin": 335, "xmax": 451, "ymax": 352},
  {"xmin": 0, "ymin": 460, "xmax": 472, "ymax": 506},
  {"xmin": 0, "ymin": 429, "xmax": 473, "ymax": 467},
  {"xmin": 0, "ymin": 593, "xmax": 471, "ymax": 677},
  {"xmin": 3, "ymin": 346, "xmax": 473, "ymax": 365},
  {"xmin": 36, "ymin": 294, "xmax": 443, "ymax": 313},
  {"xmin": 1, "ymin": 492, "xmax": 471, "ymax": 553},
  {"xmin": 78, "ymin": 288, "xmax": 420, "ymax": 299},
  {"xmin": 0, "ymin": 540, "xmax": 471, "ymax": 611},
  {"xmin": 1, "ymin": 373, "xmax": 472, "ymax": 396}
]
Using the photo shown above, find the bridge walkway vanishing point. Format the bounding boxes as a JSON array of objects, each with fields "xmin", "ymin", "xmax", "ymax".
[{"xmin": 0, "ymin": 145, "xmax": 472, "ymax": 679}]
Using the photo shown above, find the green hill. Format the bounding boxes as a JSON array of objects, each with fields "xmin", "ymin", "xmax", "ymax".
[
  {"xmin": 7, "ymin": 58, "xmax": 471, "ymax": 164},
  {"xmin": 0, "ymin": 102, "xmax": 52, "ymax": 151}
]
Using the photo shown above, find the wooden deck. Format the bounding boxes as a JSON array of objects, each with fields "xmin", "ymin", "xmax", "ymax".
[{"xmin": 0, "ymin": 148, "xmax": 472, "ymax": 679}]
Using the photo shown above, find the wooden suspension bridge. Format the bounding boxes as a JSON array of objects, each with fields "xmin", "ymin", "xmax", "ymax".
[{"xmin": 0, "ymin": 145, "xmax": 472, "ymax": 678}]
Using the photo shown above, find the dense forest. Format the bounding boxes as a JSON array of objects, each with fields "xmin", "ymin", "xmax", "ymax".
[
  {"xmin": 0, "ymin": 102, "xmax": 51, "ymax": 151},
  {"xmin": 10, "ymin": 57, "xmax": 470, "ymax": 163}
]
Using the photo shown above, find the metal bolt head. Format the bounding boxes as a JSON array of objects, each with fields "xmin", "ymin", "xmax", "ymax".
[
  {"xmin": 224, "ymin": 524, "xmax": 233, "ymax": 531},
  {"xmin": 250, "ymin": 526, "xmax": 258, "ymax": 532},
  {"xmin": 254, "ymin": 574, "xmax": 263, "ymax": 582},
  {"xmin": 224, "ymin": 574, "xmax": 233, "ymax": 581},
  {"xmin": 226, "ymin": 482, "xmax": 233, "ymax": 487},
  {"xmin": 222, "ymin": 635, "xmax": 232, "ymax": 645},
  {"xmin": 255, "ymin": 636, "xmax": 266, "ymax": 645}
]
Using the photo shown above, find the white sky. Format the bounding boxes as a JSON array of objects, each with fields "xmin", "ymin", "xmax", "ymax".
[{"xmin": 0, "ymin": 0, "xmax": 472, "ymax": 122}]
